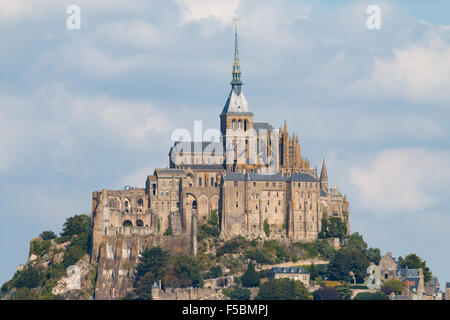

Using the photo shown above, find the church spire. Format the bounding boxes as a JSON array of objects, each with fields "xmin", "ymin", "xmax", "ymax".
[
  {"xmin": 231, "ymin": 19, "xmax": 242, "ymax": 86},
  {"xmin": 320, "ymin": 158, "xmax": 328, "ymax": 190}
]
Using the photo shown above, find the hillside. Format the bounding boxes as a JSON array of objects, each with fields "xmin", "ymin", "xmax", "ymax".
[{"xmin": 1, "ymin": 212, "xmax": 435, "ymax": 300}]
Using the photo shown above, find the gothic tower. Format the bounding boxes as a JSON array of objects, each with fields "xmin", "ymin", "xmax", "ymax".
[
  {"xmin": 220, "ymin": 20, "xmax": 255, "ymax": 172},
  {"xmin": 320, "ymin": 158, "xmax": 328, "ymax": 190}
]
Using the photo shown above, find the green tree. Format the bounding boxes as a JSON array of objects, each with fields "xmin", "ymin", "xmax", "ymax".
[
  {"xmin": 13, "ymin": 287, "xmax": 35, "ymax": 300},
  {"xmin": 397, "ymin": 253, "xmax": 432, "ymax": 283},
  {"xmin": 353, "ymin": 292, "xmax": 389, "ymax": 300},
  {"xmin": 381, "ymin": 278, "xmax": 403, "ymax": 295},
  {"xmin": 256, "ymin": 278, "xmax": 310, "ymax": 300},
  {"xmin": 208, "ymin": 209, "xmax": 219, "ymax": 226},
  {"xmin": 366, "ymin": 247, "xmax": 381, "ymax": 264},
  {"xmin": 39, "ymin": 231, "xmax": 57, "ymax": 240},
  {"xmin": 60, "ymin": 214, "xmax": 91, "ymax": 238},
  {"xmin": 344, "ymin": 232, "xmax": 367, "ymax": 252},
  {"xmin": 13, "ymin": 267, "xmax": 42, "ymax": 289},
  {"xmin": 327, "ymin": 248, "xmax": 370, "ymax": 283},
  {"xmin": 207, "ymin": 266, "xmax": 223, "ymax": 279},
  {"xmin": 62, "ymin": 245, "xmax": 84, "ymax": 267},
  {"xmin": 381, "ymin": 278, "xmax": 403, "ymax": 294},
  {"xmin": 313, "ymin": 287, "xmax": 341, "ymax": 300},
  {"xmin": 223, "ymin": 287, "xmax": 251, "ymax": 300},
  {"xmin": 134, "ymin": 272, "xmax": 154, "ymax": 300},
  {"xmin": 263, "ymin": 219, "xmax": 270, "ymax": 237},
  {"xmin": 135, "ymin": 247, "xmax": 169, "ymax": 285},
  {"xmin": 165, "ymin": 255, "xmax": 204, "ymax": 288},
  {"xmin": 241, "ymin": 262, "xmax": 260, "ymax": 288},
  {"xmin": 326, "ymin": 217, "xmax": 348, "ymax": 239}
]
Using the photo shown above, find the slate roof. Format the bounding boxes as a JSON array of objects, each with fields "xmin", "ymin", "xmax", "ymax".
[
  {"xmin": 221, "ymin": 85, "xmax": 252, "ymax": 115},
  {"xmin": 396, "ymin": 269, "xmax": 421, "ymax": 278},
  {"xmin": 253, "ymin": 122, "xmax": 274, "ymax": 131}
]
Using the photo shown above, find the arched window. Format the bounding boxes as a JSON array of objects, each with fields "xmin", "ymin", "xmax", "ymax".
[
  {"xmin": 244, "ymin": 120, "xmax": 248, "ymax": 131},
  {"xmin": 238, "ymin": 120, "xmax": 242, "ymax": 130},
  {"xmin": 192, "ymin": 200, "xmax": 197, "ymax": 210},
  {"xmin": 125, "ymin": 201, "xmax": 129, "ymax": 208},
  {"xmin": 137, "ymin": 199, "xmax": 143, "ymax": 207},
  {"xmin": 123, "ymin": 220, "xmax": 133, "ymax": 227},
  {"xmin": 136, "ymin": 220, "xmax": 144, "ymax": 227}
]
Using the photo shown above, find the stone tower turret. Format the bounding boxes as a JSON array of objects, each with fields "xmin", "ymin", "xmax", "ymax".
[{"xmin": 320, "ymin": 158, "xmax": 328, "ymax": 190}]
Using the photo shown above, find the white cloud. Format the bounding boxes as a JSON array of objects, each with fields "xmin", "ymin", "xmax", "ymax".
[
  {"xmin": 0, "ymin": 85, "xmax": 171, "ymax": 175},
  {"xmin": 93, "ymin": 20, "xmax": 162, "ymax": 50},
  {"xmin": 350, "ymin": 148, "xmax": 450, "ymax": 214},
  {"xmin": 364, "ymin": 45, "xmax": 450, "ymax": 104},
  {"xmin": 175, "ymin": 0, "xmax": 241, "ymax": 25}
]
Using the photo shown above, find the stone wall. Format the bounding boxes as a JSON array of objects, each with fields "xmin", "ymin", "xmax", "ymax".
[{"xmin": 152, "ymin": 287, "xmax": 222, "ymax": 300}]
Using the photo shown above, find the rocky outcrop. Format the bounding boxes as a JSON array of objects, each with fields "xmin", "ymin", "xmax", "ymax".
[
  {"xmin": 94, "ymin": 234, "xmax": 191, "ymax": 300},
  {"xmin": 52, "ymin": 254, "xmax": 95, "ymax": 299}
]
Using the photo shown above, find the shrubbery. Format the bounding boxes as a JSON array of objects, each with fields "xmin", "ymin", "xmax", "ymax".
[
  {"xmin": 223, "ymin": 287, "xmax": 251, "ymax": 300},
  {"xmin": 256, "ymin": 278, "xmax": 310, "ymax": 300}
]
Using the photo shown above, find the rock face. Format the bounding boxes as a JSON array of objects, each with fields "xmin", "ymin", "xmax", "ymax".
[
  {"xmin": 52, "ymin": 254, "xmax": 95, "ymax": 298},
  {"xmin": 94, "ymin": 234, "xmax": 191, "ymax": 300}
]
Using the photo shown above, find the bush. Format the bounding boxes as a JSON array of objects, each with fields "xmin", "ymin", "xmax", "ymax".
[
  {"xmin": 216, "ymin": 237, "xmax": 249, "ymax": 257},
  {"xmin": 353, "ymin": 292, "xmax": 389, "ymax": 300},
  {"xmin": 206, "ymin": 266, "xmax": 223, "ymax": 279},
  {"xmin": 164, "ymin": 255, "xmax": 204, "ymax": 288},
  {"xmin": 14, "ymin": 287, "xmax": 35, "ymax": 300},
  {"xmin": 12, "ymin": 267, "xmax": 43, "ymax": 289},
  {"xmin": 30, "ymin": 239, "xmax": 52, "ymax": 256},
  {"xmin": 313, "ymin": 287, "xmax": 341, "ymax": 300},
  {"xmin": 241, "ymin": 262, "xmax": 260, "ymax": 288},
  {"xmin": 381, "ymin": 278, "xmax": 403, "ymax": 295},
  {"xmin": 39, "ymin": 231, "xmax": 57, "ymax": 240},
  {"xmin": 223, "ymin": 287, "xmax": 251, "ymax": 300},
  {"xmin": 62, "ymin": 245, "xmax": 84, "ymax": 267},
  {"xmin": 245, "ymin": 248, "xmax": 273, "ymax": 265}
]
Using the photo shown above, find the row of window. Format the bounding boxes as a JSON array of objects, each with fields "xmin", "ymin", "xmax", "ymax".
[{"xmin": 231, "ymin": 119, "xmax": 249, "ymax": 131}]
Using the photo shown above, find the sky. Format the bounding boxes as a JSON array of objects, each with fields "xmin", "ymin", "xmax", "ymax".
[{"xmin": 0, "ymin": 0, "xmax": 449, "ymax": 288}]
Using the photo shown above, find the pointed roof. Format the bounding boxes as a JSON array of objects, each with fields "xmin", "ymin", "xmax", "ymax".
[
  {"xmin": 320, "ymin": 158, "xmax": 328, "ymax": 180},
  {"xmin": 221, "ymin": 20, "xmax": 252, "ymax": 116}
]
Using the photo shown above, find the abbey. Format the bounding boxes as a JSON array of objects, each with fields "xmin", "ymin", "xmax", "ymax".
[{"xmin": 90, "ymin": 24, "xmax": 350, "ymax": 261}]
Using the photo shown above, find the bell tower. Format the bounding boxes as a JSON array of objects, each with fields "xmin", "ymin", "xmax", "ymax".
[{"xmin": 220, "ymin": 20, "xmax": 255, "ymax": 171}]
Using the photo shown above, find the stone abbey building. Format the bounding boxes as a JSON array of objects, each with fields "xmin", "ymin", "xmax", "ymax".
[{"xmin": 91, "ymin": 24, "xmax": 350, "ymax": 263}]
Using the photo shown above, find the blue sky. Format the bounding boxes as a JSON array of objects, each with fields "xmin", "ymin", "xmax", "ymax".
[{"xmin": 1, "ymin": 0, "xmax": 449, "ymax": 289}]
